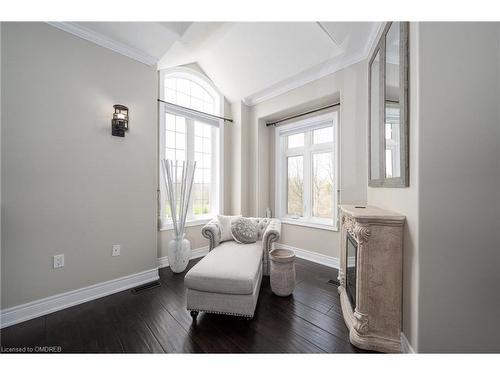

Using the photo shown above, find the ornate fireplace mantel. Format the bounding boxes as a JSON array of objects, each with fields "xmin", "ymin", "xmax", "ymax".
[{"xmin": 338, "ymin": 205, "xmax": 405, "ymax": 353}]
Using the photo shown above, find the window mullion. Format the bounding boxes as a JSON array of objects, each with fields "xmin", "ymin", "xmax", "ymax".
[
  {"xmin": 186, "ymin": 118, "xmax": 195, "ymax": 220},
  {"xmin": 211, "ymin": 126, "xmax": 218, "ymax": 216},
  {"xmin": 281, "ymin": 136, "xmax": 287, "ymax": 219},
  {"xmin": 285, "ymin": 147, "xmax": 305, "ymax": 157},
  {"xmin": 304, "ymin": 131, "xmax": 312, "ymax": 219}
]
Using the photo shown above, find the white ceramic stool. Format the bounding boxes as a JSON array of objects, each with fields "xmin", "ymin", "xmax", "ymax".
[{"xmin": 269, "ymin": 249, "xmax": 296, "ymax": 297}]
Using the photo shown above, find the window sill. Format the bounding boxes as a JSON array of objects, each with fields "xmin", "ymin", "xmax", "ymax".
[
  {"xmin": 159, "ymin": 217, "xmax": 213, "ymax": 232},
  {"xmin": 280, "ymin": 218, "xmax": 338, "ymax": 232}
]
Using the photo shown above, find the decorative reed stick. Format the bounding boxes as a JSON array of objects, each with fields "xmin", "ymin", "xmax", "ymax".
[{"xmin": 161, "ymin": 159, "xmax": 197, "ymax": 238}]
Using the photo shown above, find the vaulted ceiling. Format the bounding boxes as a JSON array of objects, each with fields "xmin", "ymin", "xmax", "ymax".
[{"xmin": 49, "ymin": 22, "xmax": 381, "ymax": 105}]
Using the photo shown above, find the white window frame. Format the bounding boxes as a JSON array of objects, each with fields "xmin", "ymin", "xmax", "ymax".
[
  {"xmin": 275, "ymin": 111, "xmax": 339, "ymax": 231},
  {"xmin": 159, "ymin": 67, "xmax": 225, "ymax": 231}
]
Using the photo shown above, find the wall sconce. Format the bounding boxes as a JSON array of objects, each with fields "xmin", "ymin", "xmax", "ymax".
[{"xmin": 112, "ymin": 105, "xmax": 129, "ymax": 137}]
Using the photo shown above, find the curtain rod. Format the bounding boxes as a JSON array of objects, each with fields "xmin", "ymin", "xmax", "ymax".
[
  {"xmin": 157, "ymin": 99, "xmax": 233, "ymax": 123},
  {"xmin": 266, "ymin": 102, "xmax": 340, "ymax": 127}
]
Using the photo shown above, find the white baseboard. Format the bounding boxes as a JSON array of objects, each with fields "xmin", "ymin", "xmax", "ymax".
[
  {"xmin": 1, "ymin": 246, "xmax": 210, "ymax": 329},
  {"xmin": 157, "ymin": 246, "xmax": 209, "ymax": 269},
  {"xmin": 0, "ymin": 268, "xmax": 159, "ymax": 329},
  {"xmin": 273, "ymin": 243, "xmax": 339, "ymax": 269},
  {"xmin": 1, "ymin": 244, "xmax": 333, "ymax": 329},
  {"xmin": 400, "ymin": 332, "xmax": 416, "ymax": 353}
]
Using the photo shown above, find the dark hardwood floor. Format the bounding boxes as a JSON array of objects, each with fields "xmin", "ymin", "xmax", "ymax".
[{"xmin": 0, "ymin": 258, "xmax": 372, "ymax": 353}]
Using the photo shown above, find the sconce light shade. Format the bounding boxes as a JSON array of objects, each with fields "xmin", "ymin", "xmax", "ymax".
[{"xmin": 112, "ymin": 104, "xmax": 129, "ymax": 137}]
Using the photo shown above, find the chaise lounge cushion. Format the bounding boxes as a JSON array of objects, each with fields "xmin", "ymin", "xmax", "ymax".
[{"xmin": 185, "ymin": 241, "xmax": 263, "ymax": 295}]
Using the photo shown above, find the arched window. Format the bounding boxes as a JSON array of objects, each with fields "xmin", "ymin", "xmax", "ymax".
[
  {"xmin": 159, "ymin": 68, "xmax": 223, "ymax": 228},
  {"xmin": 163, "ymin": 70, "xmax": 220, "ymax": 116}
]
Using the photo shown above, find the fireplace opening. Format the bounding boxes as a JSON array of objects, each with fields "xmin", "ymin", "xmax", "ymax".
[{"xmin": 346, "ymin": 233, "xmax": 358, "ymax": 308}]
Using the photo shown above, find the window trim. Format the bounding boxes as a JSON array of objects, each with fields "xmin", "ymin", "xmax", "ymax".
[
  {"xmin": 159, "ymin": 67, "xmax": 225, "ymax": 231},
  {"xmin": 274, "ymin": 111, "xmax": 339, "ymax": 231}
]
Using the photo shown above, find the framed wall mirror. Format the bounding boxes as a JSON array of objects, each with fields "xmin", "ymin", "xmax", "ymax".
[{"xmin": 368, "ymin": 22, "xmax": 409, "ymax": 187}]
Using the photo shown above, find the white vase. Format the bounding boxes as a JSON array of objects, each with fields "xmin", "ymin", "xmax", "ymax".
[{"xmin": 167, "ymin": 234, "xmax": 191, "ymax": 273}]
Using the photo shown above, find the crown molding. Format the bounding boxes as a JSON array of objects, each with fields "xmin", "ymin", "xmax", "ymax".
[
  {"xmin": 243, "ymin": 50, "xmax": 366, "ymax": 106},
  {"xmin": 46, "ymin": 22, "xmax": 385, "ymax": 105},
  {"xmin": 316, "ymin": 21, "xmax": 342, "ymax": 47},
  {"xmin": 46, "ymin": 22, "xmax": 158, "ymax": 66},
  {"xmin": 243, "ymin": 22, "xmax": 385, "ymax": 107},
  {"xmin": 363, "ymin": 22, "xmax": 385, "ymax": 58}
]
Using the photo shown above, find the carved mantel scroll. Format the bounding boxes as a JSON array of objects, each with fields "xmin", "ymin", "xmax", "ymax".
[
  {"xmin": 353, "ymin": 310, "xmax": 369, "ymax": 334},
  {"xmin": 342, "ymin": 215, "xmax": 372, "ymax": 244},
  {"xmin": 338, "ymin": 205, "xmax": 405, "ymax": 353},
  {"xmin": 337, "ymin": 269, "xmax": 345, "ymax": 288}
]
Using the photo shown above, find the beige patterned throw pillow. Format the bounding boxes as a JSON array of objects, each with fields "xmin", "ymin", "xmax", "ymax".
[{"xmin": 231, "ymin": 217, "xmax": 258, "ymax": 244}]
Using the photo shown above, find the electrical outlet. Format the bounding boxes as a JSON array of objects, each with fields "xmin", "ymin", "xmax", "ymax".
[
  {"xmin": 112, "ymin": 245, "xmax": 121, "ymax": 257},
  {"xmin": 53, "ymin": 254, "xmax": 64, "ymax": 269}
]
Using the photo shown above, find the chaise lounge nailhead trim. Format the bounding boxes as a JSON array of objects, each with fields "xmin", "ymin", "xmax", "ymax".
[{"xmin": 188, "ymin": 309, "xmax": 253, "ymax": 318}]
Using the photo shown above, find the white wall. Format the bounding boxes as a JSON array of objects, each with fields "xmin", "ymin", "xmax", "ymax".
[
  {"xmin": 416, "ymin": 22, "xmax": 500, "ymax": 353},
  {"xmin": 1, "ymin": 23, "xmax": 158, "ymax": 308},
  {"xmin": 367, "ymin": 22, "xmax": 420, "ymax": 352},
  {"xmin": 248, "ymin": 61, "xmax": 368, "ymax": 258}
]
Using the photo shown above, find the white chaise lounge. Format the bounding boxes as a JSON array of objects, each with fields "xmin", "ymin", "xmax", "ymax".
[{"xmin": 185, "ymin": 217, "xmax": 281, "ymax": 320}]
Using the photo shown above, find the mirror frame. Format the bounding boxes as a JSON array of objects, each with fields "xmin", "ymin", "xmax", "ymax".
[{"xmin": 368, "ymin": 22, "xmax": 409, "ymax": 187}]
